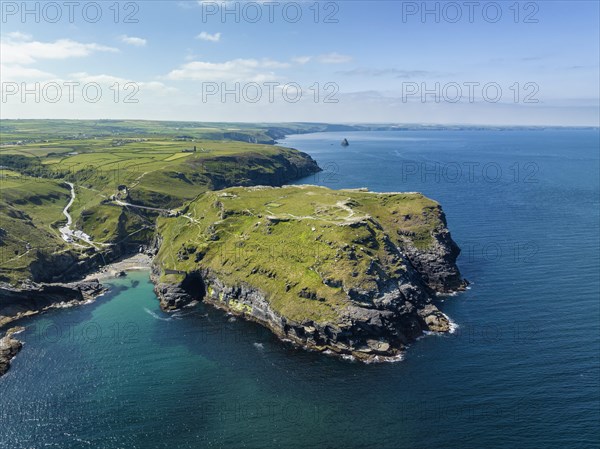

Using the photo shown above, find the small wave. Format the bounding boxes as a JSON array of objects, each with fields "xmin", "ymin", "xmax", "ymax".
[
  {"xmin": 253, "ymin": 342, "xmax": 264, "ymax": 350},
  {"xmin": 171, "ymin": 310, "xmax": 195, "ymax": 319},
  {"xmin": 367, "ymin": 353, "xmax": 405, "ymax": 364},
  {"xmin": 228, "ymin": 316, "xmax": 237, "ymax": 323},
  {"xmin": 448, "ymin": 317, "xmax": 459, "ymax": 334},
  {"xmin": 144, "ymin": 308, "xmax": 172, "ymax": 321}
]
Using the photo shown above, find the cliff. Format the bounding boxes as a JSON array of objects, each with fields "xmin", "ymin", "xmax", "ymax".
[
  {"xmin": 153, "ymin": 185, "xmax": 466, "ymax": 361},
  {"xmin": 0, "ymin": 280, "xmax": 106, "ymax": 329},
  {"xmin": 0, "ymin": 145, "xmax": 320, "ymax": 286}
]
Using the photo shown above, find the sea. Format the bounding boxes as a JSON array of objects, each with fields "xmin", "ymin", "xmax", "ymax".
[{"xmin": 1, "ymin": 129, "xmax": 598, "ymax": 448}]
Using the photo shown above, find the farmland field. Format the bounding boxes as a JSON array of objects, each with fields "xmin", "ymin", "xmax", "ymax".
[{"xmin": 0, "ymin": 120, "xmax": 322, "ymax": 284}]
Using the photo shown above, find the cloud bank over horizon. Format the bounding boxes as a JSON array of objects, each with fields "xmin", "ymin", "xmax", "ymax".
[{"xmin": 1, "ymin": 1, "xmax": 598, "ymax": 126}]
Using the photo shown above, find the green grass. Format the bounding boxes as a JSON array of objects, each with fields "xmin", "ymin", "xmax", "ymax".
[
  {"xmin": 0, "ymin": 119, "xmax": 338, "ymax": 145},
  {"xmin": 0, "ymin": 175, "xmax": 73, "ymax": 283},
  {"xmin": 1, "ymin": 136, "xmax": 316, "ymax": 209},
  {"xmin": 0, "ymin": 120, "xmax": 321, "ymax": 284},
  {"xmin": 155, "ymin": 186, "xmax": 446, "ymax": 324}
]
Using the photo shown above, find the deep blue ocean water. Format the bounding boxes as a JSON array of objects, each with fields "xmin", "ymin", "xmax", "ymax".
[{"xmin": 1, "ymin": 130, "xmax": 598, "ymax": 448}]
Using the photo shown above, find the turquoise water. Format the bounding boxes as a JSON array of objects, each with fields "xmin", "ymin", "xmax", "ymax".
[{"xmin": 1, "ymin": 130, "xmax": 599, "ymax": 448}]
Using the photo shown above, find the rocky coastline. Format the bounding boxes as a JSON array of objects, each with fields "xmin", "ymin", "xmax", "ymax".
[
  {"xmin": 0, "ymin": 146, "xmax": 467, "ymax": 366},
  {"xmin": 0, "ymin": 326, "xmax": 24, "ymax": 376},
  {"xmin": 0, "ymin": 280, "xmax": 107, "ymax": 330},
  {"xmin": 151, "ymin": 186, "xmax": 468, "ymax": 362},
  {"xmin": 151, "ymin": 235, "xmax": 466, "ymax": 362},
  {"xmin": 0, "ymin": 281, "xmax": 106, "ymax": 377}
]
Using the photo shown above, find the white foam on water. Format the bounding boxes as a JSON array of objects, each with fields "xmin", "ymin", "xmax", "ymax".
[
  {"xmin": 367, "ymin": 353, "xmax": 405, "ymax": 364},
  {"xmin": 49, "ymin": 297, "xmax": 95, "ymax": 310},
  {"xmin": 253, "ymin": 342, "xmax": 264, "ymax": 350},
  {"xmin": 171, "ymin": 310, "xmax": 195, "ymax": 320},
  {"xmin": 143, "ymin": 308, "xmax": 172, "ymax": 321},
  {"xmin": 448, "ymin": 317, "xmax": 459, "ymax": 334}
]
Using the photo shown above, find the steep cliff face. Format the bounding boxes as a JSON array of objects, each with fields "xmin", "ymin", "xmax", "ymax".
[
  {"xmin": 0, "ymin": 280, "xmax": 105, "ymax": 329},
  {"xmin": 399, "ymin": 209, "xmax": 466, "ymax": 293},
  {"xmin": 196, "ymin": 150, "xmax": 321, "ymax": 191},
  {"xmin": 28, "ymin": 247, "xmax": 131, "ymax": 284},
  {"xmin": 153, "ymin": 186, "xmax": 466, "ymax": 361}
]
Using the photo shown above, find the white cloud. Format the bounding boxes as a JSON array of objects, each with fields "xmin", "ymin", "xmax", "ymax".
[
  {"xmin": 292, "ymin": 56, "xmax": 312, "ymax": 65},
  {"xmin": 0, "ymin": 34, "xmax": 118, "ymax": 83},
  {"xmin": 120, "ymin": 35, "xmax": 147, "ymax": 47},
  {"xmin": 196, "ymin": 31, "xmax": 221, "ymax": 42},
  {"xmin": 0, "ymin": 65, "xmax": 54, "ymax": 81},
  {"xmin": 166, "ymin": 58, "xmax": 290, "ymax": 82},
  {"xmin": 68, "ymin": 72, "xmax": 177, "ymax": 94},
  {"xmin": 0, "ymin": 35, "xmax": 118, "ymax": 65},
  {"xmin": 69, "ymin": 71, "xmax": 127, "ymax": 85},
  {"xmin": 260, "ymin": 59, "xmax": 291, "ymax": 69},
  {"xmin": 317, "ymin": 52, "xmax": 353, "ymax": 64},
  {"xmin": 4, "ymin": 31, "xmax": 32, "ymax": 41}
]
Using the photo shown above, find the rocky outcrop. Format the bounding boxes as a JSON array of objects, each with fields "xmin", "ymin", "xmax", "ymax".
[
  {"xmin": 28, "ymin": 245, "xmax": 139, "ymax": 284},
  {"xmin": 401, "ymin": 210, "xmax": 468, "ymax": 293},
  {"xmin": 0, "ymin": 327, "xmax": 24, "ymax": 377},
  {"xmin": 151, "ymin": 264, "xmax": 204, "ymax": 311},
  {"xmin": 152, "ymin": 186, "xmax": 467, "ymax": 362},
  {"xmin": 200, "ymin": 151, "xmax": 321, "ymax": 191},
  {"xmin": 0, "ymin": 280, "xmax": 106, "ymax": 329},
  {"xmin": 194, "ymin": 253, "xmax": 456, "ymax": 362}
]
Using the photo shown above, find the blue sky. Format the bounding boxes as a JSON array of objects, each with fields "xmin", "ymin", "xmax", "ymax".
[{"xmin": 1, "ymin": 0, "xmax": 599, "ymax": 125}]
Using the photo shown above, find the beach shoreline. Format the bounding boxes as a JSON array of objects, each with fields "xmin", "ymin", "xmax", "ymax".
[{"xmin": 83, "ymin": 253, "xmax": 153, "ymax": 281}]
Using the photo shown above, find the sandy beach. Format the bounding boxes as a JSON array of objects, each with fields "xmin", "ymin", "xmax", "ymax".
[{"xmin": 83, "ymin": 253, "xmax": 153, "ymax": 281}]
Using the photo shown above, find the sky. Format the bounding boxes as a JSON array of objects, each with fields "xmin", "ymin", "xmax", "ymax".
[{"xmin": 1, "ymin": 0, "xmax": 599, "ymax": 125}]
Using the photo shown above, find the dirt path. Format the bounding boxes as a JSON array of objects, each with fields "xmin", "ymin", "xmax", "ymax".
[{"xmin": 59, "ymin": 183, "xmax": 106, "ymax": 250}]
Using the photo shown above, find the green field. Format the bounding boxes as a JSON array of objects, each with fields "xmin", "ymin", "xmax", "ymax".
[
  {"xmin": 0, "ymin": 120, "xmax": 323, "ymax": 284},
  {"xmin": 155, "ymin": 185, "xmax": 444, "ymax": 323}
]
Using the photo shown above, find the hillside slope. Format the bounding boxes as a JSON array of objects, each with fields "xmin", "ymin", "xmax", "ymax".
[{"xmin": 153, "ymin": 185, "xmax": 466, "ymax": 361}]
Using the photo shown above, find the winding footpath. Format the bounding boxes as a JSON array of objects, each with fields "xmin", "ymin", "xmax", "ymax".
[{"xmin": 59, "ymin": 182, "xmax": 101, "ymax": 249}]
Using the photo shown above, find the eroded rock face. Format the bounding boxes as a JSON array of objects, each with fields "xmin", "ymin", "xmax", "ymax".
[
  {"xmin": 418, "ymin": 304, "xmax": 451, "ymax": 333},
  {"xmin": 151, "ymin": 267, "xmax": 205, "ymax": 311},
  {"xmin": 152, "ymin": 186, "xmax": 466, "ymax": 362},
  {"xmin": 402, "ymin": 212, "xmax": 467, "ymax": 293},
  {"xmin": 29, "ymin": 246, "xmax": 131, "ymax": 283},
  {"xmin": 197, "ymin": 268, "xmax": 454, "ymax": 361},
  {"xmin": 0, "ymin": 328, "xmax": 24, "ymax": 377},
  {"xmin": 0, "ymin": 280, "xmax": 106, "ymax": 328}
]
